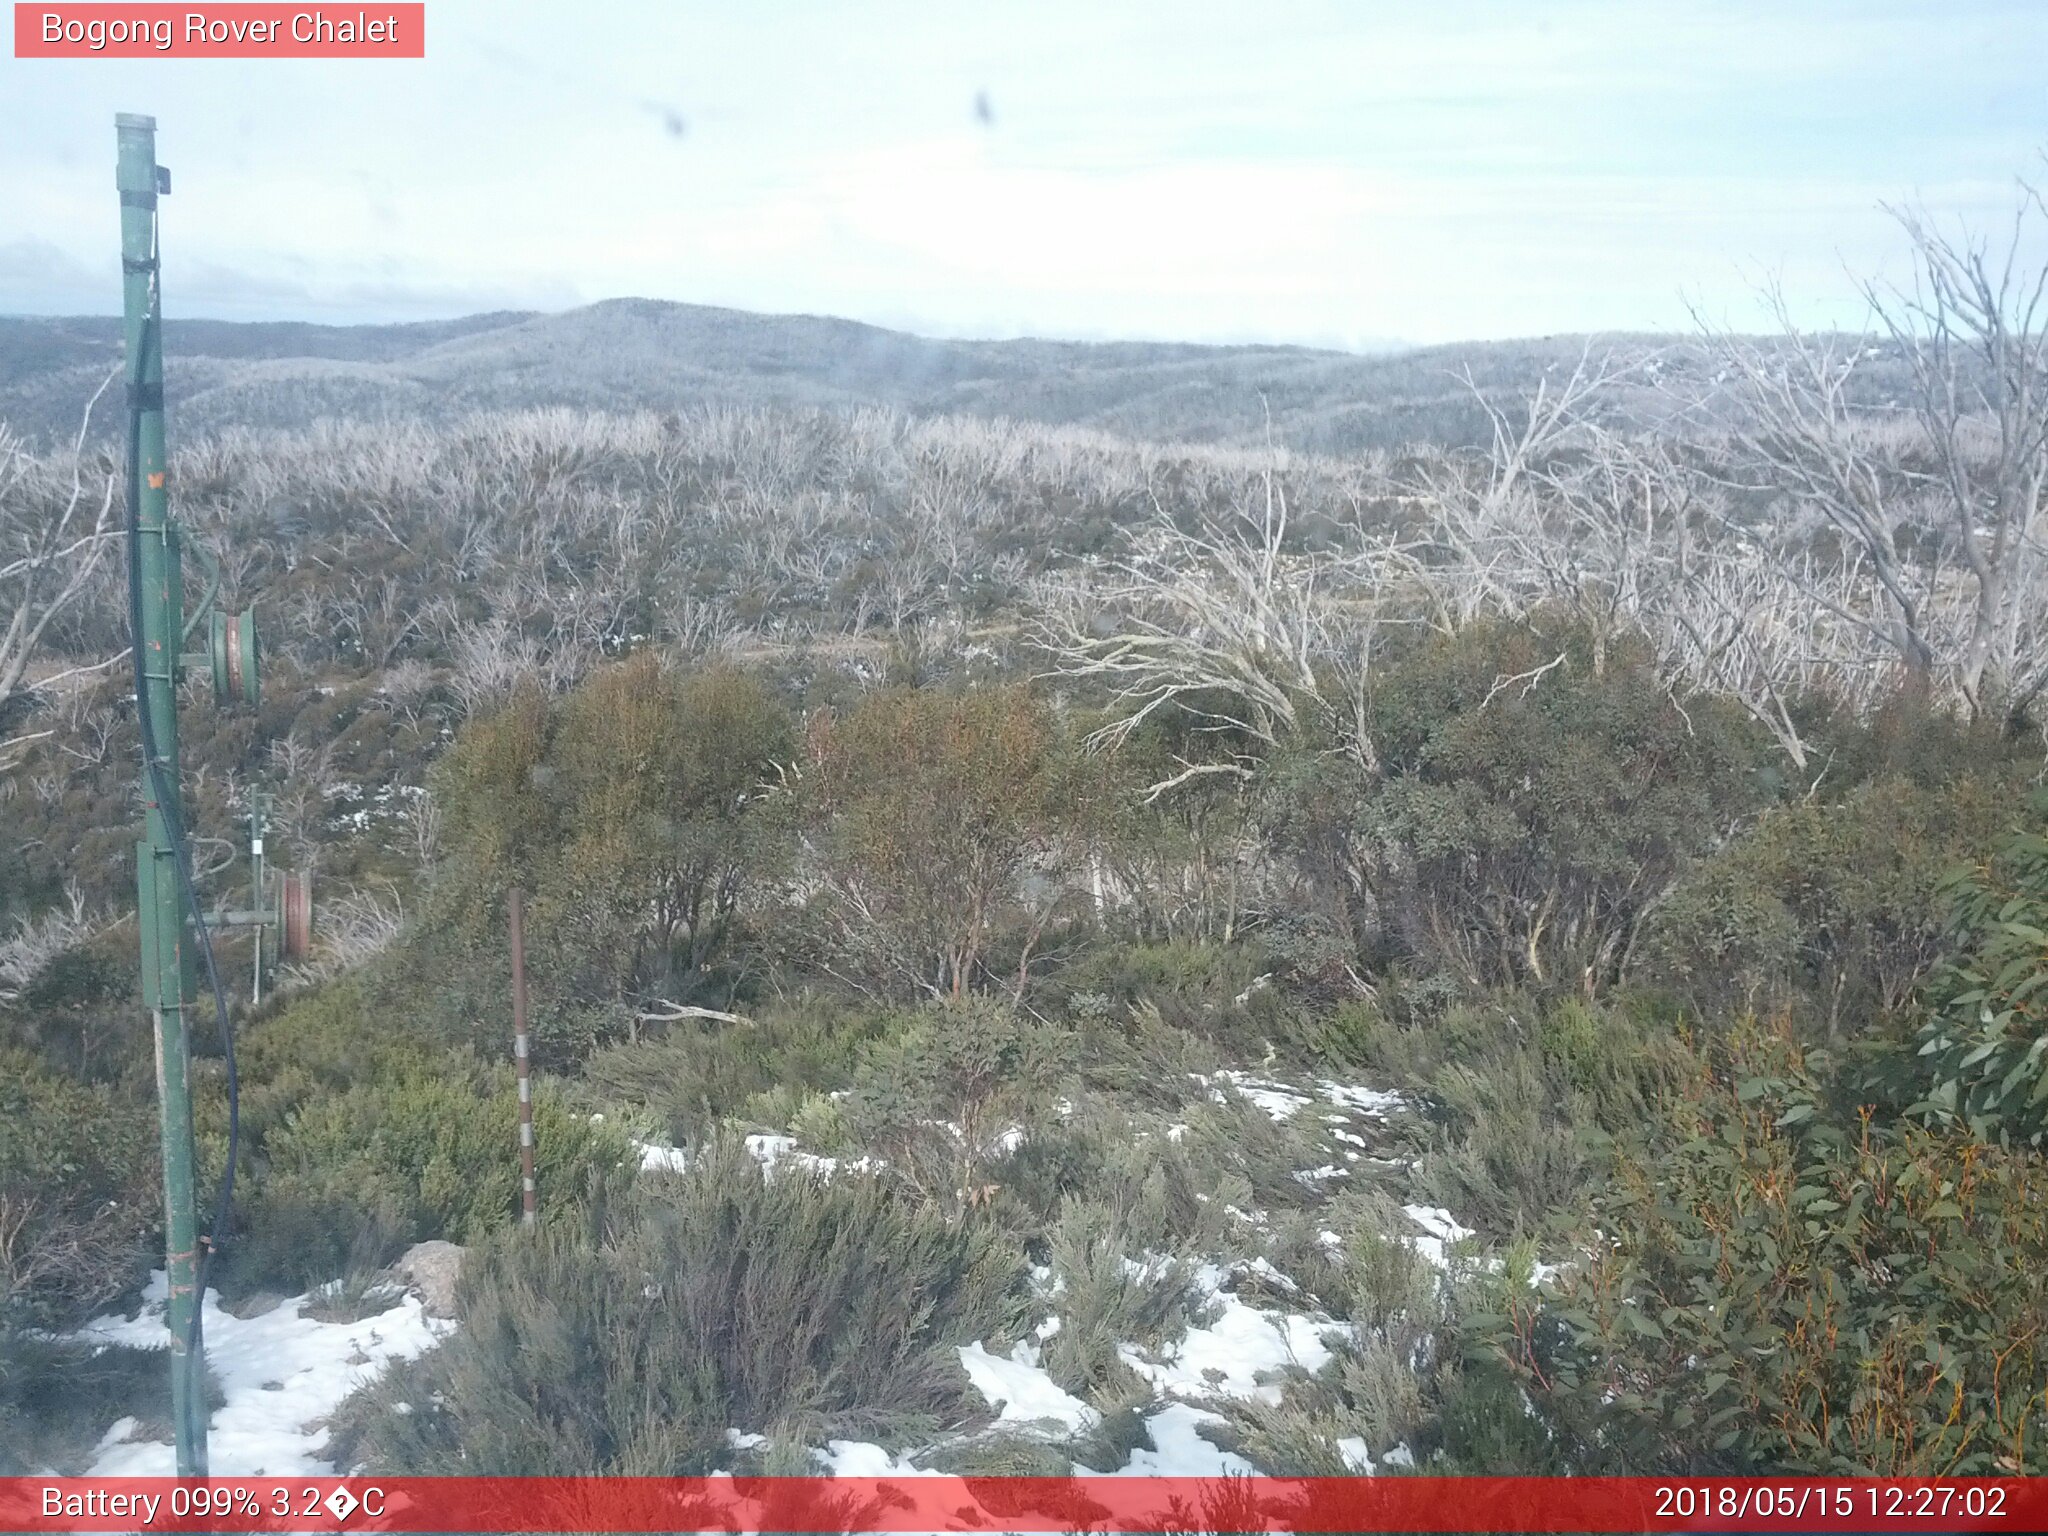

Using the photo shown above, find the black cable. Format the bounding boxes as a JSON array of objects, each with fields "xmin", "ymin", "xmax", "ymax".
[{"xmin": 125, "ymin": 214, "xmax": 239, "ymax": 1367}]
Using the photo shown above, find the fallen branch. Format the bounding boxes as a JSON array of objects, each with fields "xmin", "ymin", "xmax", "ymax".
[{"xmin": 635, "ymin": 1001, "xmax": 755, "ymax": 1027}]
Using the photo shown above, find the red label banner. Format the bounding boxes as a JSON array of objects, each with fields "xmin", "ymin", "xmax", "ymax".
[
  {"xmin": 13, "ymin": 4, "xmax": 424, "ymax": 57},
  {"xmin": 2, "ymin": 1476, "xmax": 2044, "ymax": 1533}
]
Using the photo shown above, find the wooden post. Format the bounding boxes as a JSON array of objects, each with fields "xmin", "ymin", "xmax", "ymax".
[{"xmin": 509, "ymin": 886, "xmax": 536, "ymax": 1226}]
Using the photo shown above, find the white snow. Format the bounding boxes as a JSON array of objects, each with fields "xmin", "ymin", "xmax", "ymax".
[
  {"xmin": 69, "ymin": 1272, "xmax": 452, "ymax": 1476},
  {"xmin": 747, "ymin": 1133, "xmax": 881, "ymax": 1177},
  {"xmin": 1400, "ymin": 1204, "xmax": 1477, "ymax": 1269},
  {"xmin": 1321, "ymin": 1081, "xmax": 1407, "ymax": 1117},
  {"xmin": 1196, "ymin": 1070, "xmax": 1311, "ymax": 1122},
  {"xmin": 637, "ymin": 1135, "xmax": 875, "ymax": 1179},
  {"xmin": 957, "ymin": 1340, "xmax": 1100, "ymax": 1431},
  {"xmin": 1113, "ymin": 1404, "xmax": 1256, "ymax": 1474},
  {"xmin": 636, "ymin": 1139, "xmax": 689, "ymax": 1173},
  {"xmin": 1118, "ymin": 1267, "xmax": 1350, "ymax": 1407},
  {"xmin": 816, "ymin": 1440, "xmax": 932, "ymax": 1476}
]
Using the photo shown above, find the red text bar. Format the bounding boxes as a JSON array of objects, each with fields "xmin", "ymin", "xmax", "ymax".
[
  {"xmin": 13, "ymin": 4, "xmax": 424, "ymax": 57},
  {"xmin": 6, "ymin": 1477, "xmax": 2046, "ymax": 1533}
]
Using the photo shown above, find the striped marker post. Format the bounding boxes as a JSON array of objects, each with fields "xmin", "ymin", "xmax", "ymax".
[{"xmin": 509, "ymin": 886, "xmax": 537, "ymax": 1226}]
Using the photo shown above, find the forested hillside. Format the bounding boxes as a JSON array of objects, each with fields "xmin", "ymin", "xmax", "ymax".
[{"xmin": 0, "ymin": 301, "xmax": 1685, "ymax": 454}]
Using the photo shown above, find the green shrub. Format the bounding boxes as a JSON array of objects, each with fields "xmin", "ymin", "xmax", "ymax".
[
  {"xmin": 330, "ymin": 1140, "xmax": 1027, "ymax": 1473},
  {"xmin": 1398, "ymin": 994, "xmax": 1687, "ymax": 1236},
  {"xmin": 376, "ymin": 659, "xmax": 794, "ymax": 1062},
  {"xmin": 1038, "ymin": 1198, "xmax": 1211, "ymax": 1401},
  {"xmin": 1334, "ymin": 1197, "xmax": 1445, "ymax": 1334},
  {"xmin": 801, "ymin": 685, "xmax": 1099, "ymax": 999},
  {"xmin": 1044, "ymin": 940, "xmax": 1318, "ymax": 1064},
  {"xmin": 840, "ymin": 999, "xmax": 1072, "ymax": 1203},
  {"xmin": 0, "ymin": 1337, "xmax": 206, "ymax": 1475},
  {"xmin": 0, "ymin": 1050, "xmax": 156, "ymax": 1330},
  {"xmin": 1066, "ymin": 998, "xmax": 1223, "ymax": 1109},
  {"xmin": 1291, "ymin": 620, "xmax": 1768, "ymax": 990},
  {"xmin": 1904, "ymin": 801, "xmax": 2048, "ymax": 1147},
  {"xmin": 1489, "ymin": 1023, "xmax": 2048, "ymax": 1474},
  {"xmin": 992, "ymin": 1099, "xmax": 1225, "ymax": 1255},
  {"xmin": 1176, "ymin": 1095, "xmax": 1330, "ymax": 1216},
  {"xmin": 2, "ymin": 925, "xmax": 148, "ymax": 1084},
  {"xmin": 1642, "ymin": 775, "xmax": 2019, "ymax": 1037},
  {"xmin": 583, "ymin": 995, "xmax": 893, "ymax": 1142},
  {"xmin": 228, "ymin": 979, "xmax": 444, "ymax": 1145},
  {"xmin": 224, "ymin": 1059, "xmax": 632, "ymax": 1295}
]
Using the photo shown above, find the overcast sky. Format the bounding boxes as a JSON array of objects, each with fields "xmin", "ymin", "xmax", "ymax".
[{"xmin": 3, "ymin": 0, "xmax": 2045, "ymax": 346}]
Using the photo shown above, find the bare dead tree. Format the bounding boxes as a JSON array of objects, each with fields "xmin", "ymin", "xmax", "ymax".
[
  {"xmin": 0, "ymin": 885, "xmax": 102, "ymax": 1007},
  {"xmin": 1701, "ymin": 183, "xmax": 2048, "ymax": 732},
  {"xmin": 1701, "ymin": 288, "xmax": 1944, "ymax": 685},
  {"xmin": 1035, "ymin": 456, "xmax": 1426, "ymax": 796},
  {"xmin": 277, "ymin": 882, "xmax": 404, "ymax": 990},
  {"xmin": 1407, "ymin": 345, "xmax": 1637, "ymax": 630},
  {"xmin": 0, "ymin": 373, "xmax": 122, "ymax": 720},
  {"xmin": 1867, "ymin": 184, "xmax": 2048, "ymax": 722}
]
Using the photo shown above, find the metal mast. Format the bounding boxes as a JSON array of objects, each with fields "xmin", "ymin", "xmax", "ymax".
[{"xmin": 117, "ymin": 110, "xmax": 210, "ymax": 1477}]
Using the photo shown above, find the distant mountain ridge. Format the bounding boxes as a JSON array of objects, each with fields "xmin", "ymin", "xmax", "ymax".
[{"xmin": 0, "ymin": 298, "xmax": 1675, "ymax": 453}]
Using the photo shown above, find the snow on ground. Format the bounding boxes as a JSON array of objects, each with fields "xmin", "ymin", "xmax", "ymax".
[
  {"xmin": 743, "ymin": 1133, "xmax": 882, "ymax": 1178},
  {"xmin": 1321, "ymin": 1080, "xmax": 1407, "ymax": 1117},
  {"xmin": 1400, "ymin": 1204, "xmax": 1477, "ymax": 1269},
  {"xmin": 1292, "ymin": 1163, "xmax": 1348, "ymax": 1186},
  {"xmin": 68, "ymin": 1272, "xmax": 452, "ymax": 1476},
  {"xmin": 65, "ymin": 1067, "xmax": 1461, "ymax": 1485},
  {"xmin": 1336, "ymin": 1435, "xmax": 1375, "ymax": 1472},
  {"xmin": 1116, "ymin": 1403, "xmax": 1256, "ymax": 1474},
  {"xmin": 636, "ymin": 1134, "xmax": 879, "ymax": 1178},
  {"xmin": 815, "ymin": 1440, "xmax": 932, "ymax": 1476},
  {"xmin": 1119, "ymin": 1263, "xmax": 1352, "ymax": 1408},
  {"xmin": 637, "ymin": 1139, "xmax": 690, "ymax": 1172},
  {"xmin": 1193, "ymin": 1071, "xmax": 1311, "ymax": 1121},
  {"xmin": 957, "ymin": 1340, "xmax": 1100, "ymax": 1432}
]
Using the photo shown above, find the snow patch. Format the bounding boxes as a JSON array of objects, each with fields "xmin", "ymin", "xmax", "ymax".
[
  {"xmin": 1119, "ymin": 1268, "xmax": 1351, "ymax": 1407},
  {"xmin": 957, "ymin": 1341, "xmax": 1100, "ymax": 1431},
  {"xmin": 636, "ymin": 1140, "xmax": 689, "ymax": 1173},
  {"xmin": 1114, "ymin": 1403, "xmax": 1256, "ymax": 1475},
  {"xmin": 1193, "ymin": 1071, "xmax": 1310, "ymax": 1122},
  {"xmin": 70, "ymin": 1272, "xmax": 451, "ymax": 1476},
  {"xmin": 816, "ymin": 1440, "xmax": 932, "ymax": 1476},
  {"xmin": 1400, "ymin": 1204, "xmax": 1477, "ymax": 1269},
  {"xmin": 1321, "ymin": 1081, "xmax": 1407, "ymax": 1117}
]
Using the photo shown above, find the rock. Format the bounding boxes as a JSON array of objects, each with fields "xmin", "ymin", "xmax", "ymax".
[
  {"xmin": 221, "ymin": 1289, "xmax": 289, "ymax": 1320},
  {"xmin": 388, "ymin": 1240, "xmax": 466, "ymax": 1318}
]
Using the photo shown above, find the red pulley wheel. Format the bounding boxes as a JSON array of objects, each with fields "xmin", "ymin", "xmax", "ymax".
[{"xmin": 278, "ymin": 871, "xmax": 313, "ymax": 961}]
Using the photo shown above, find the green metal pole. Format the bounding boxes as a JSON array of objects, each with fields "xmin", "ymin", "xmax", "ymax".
[{"xmin": 117, "ymin": 111, "xmax": 209, "ymax": 1479}]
